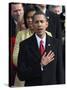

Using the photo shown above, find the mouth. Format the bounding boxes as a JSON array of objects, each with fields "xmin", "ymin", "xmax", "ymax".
[
  {"xmin": 38, "ymin": 28, "xmax": 43, "ymax": 31},
  {"xmin": 28, "ymin": 21, "xmax": 32, "ymax": 24}
]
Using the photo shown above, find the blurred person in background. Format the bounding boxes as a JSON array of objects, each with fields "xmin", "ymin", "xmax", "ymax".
[
  {"xmin": 49, "ymin": 5, "xmax": 62, "ymax": 15},
  {"xmin": 9, "ymin": 3, "xmax": 24, "ymax": 86},
  {"xmin": 13, "ymin": 7, "xmax": 36, "ymax": 67},
  {"xmin": 48, "ymin": 5, "xmax": 65, "ymax": 70},
  {"xmin": 13, "ymin": 7, "xmax": 36, "ymax": 86},
  {"xmin": 11, "ymin": 3, "xmax": 24, "ymax": 34}
]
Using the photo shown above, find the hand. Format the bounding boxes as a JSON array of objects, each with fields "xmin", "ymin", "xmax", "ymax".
[{"xmin": 41, "ymin": 50, "xmax": 55, "ymax": 66}]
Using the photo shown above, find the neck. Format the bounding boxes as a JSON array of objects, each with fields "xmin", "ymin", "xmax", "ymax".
[{"xmin": 37, "ymin": 33, "xmax": 46, "ymax": 39}]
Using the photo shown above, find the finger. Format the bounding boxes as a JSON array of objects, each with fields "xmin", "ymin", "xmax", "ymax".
[
  {"xmin": 49, "ymin": 57, "xmax": 54, "ymax": 62},
  {"xmin": 47, "ymin": 50, "xmax": 52, "ymax": 56},
  {"xmin": 48, "ymin": 57, "xmax": 54, "ymax": 63},
  {"xmin": 49, "ymin": 52, "xmax": 55, "ymax": 58},
  {"xmin": 43, "ymin": 52, "xmax": 47, "ymax": 57},
  {"xmin": 48, "ymin": 54, "xmax": 55, "ymax": 62}
]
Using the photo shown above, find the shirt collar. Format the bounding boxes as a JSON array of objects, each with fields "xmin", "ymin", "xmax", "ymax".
[
  {"xmin": 42, "ymin": 8, "xmax": 46, "ymax": 14},
  {"xmin": 35, "ymin": 34, "xmax": 46, "ymax": 48}
]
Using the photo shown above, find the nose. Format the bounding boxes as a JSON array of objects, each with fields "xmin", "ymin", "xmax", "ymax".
[
  {"xmin": 17, "ymin": 11, "xmax": 20, "ymax": 16},
  {"xmin": 38, "ymin": 21, "xmax": 41, "ymax": 26},
  {"xmin": 28, "ymin": 18, "xmax": 32, "ymax": 22}
]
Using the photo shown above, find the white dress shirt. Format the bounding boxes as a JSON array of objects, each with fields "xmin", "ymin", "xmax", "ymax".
[
  {"xmin": 42, "ymin": 8, "xmax": 46, "ymax": 14},
  {"xmin": 35, "ymin": 34, "xmax": 46, "ymax": 49}
]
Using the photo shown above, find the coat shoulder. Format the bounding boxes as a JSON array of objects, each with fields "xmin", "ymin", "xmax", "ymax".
[
  {"xmin": 47, "ymin": 35, "xmax": 58, "ymax": 46},
  {"xmin": 20, "ymin": 35, "xmax": 33, "ymax": 46}
]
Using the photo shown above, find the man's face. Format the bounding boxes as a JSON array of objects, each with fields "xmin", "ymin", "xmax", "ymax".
[
  {"xmin": 11, "ymin": 4, "xmax": 24, "ymax": 22},
  {"xmin": 33, "ymin": 14, "xmax": 48, "ymax": 37},
  {"xmin": 53, "ymin": 6, "xmax": 62, "ymax": 15},
  {"xmin": 26, "ymin": 11, "xmax": 35, "ymax": 30}
]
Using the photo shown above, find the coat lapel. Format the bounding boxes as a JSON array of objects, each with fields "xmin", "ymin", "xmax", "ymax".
[
  {"xmin": 29, "ymin": 34, "xmax": 41, "ymax": 61},
  {"xmin": 45, "ymin": 35, "xmax": 52, "ymax": 54},
  {"xmin": 28, "ymin": 34, "xmax": 53, "ymax": 62}
]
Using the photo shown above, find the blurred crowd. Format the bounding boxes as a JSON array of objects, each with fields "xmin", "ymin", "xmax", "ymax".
[{"xmin": 9, "ymin": 3, "xmax": 65, "ymax": 87}]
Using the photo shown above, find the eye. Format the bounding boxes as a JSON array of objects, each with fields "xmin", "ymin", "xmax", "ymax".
[
  {"xmin": 35, "ymin": 21, "xmax": 39, "ymax": 24},
  {"xmin": 14, "ymin": 9, "xmax": 21, "ymax": 12},
  {"xmin": 40, "ymin": 20, "xmax": 44, "ymax": 23}
]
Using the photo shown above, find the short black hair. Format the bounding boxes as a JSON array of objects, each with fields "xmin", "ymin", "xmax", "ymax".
[
  {"xmin": 9, "ymin": 2, "xmax": 24, "ymax": 6},
  {"xmin": 32, "ymin": 11, "xmax": 48, "ymax": 21}
]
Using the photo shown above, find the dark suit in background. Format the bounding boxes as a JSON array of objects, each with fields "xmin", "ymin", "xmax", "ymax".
[
  {"xmin": 9, "ymin": 3, "xmax": 16, "ymax": 86},
  {"xmin": 17, "ymin": 34, "xmax": 64, "ymax": 86},
  {"xmin": 46, "ymin": 10, "xmax": 62, "ymax": 40}
]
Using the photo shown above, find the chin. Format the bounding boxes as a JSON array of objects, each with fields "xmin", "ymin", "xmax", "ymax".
[
  {"xmin": 37, "ymin": 31, "xmax": 45, "ymax": 37},
  {"xmin": 38, "ymin": 33, "xmax": 43, "ymax": 36}
]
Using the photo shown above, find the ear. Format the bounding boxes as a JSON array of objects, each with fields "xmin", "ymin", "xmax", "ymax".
[{"xmin": 46, "ymin": 21, "xmax": 48, "ymax": 28}]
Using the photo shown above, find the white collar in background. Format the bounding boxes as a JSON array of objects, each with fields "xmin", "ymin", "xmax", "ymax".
[
  {"xmin": 42, "ymin": 8, "xmax": 46, "ymax": 14},
  {"xmin": 14, "ymin": 19, "xmax": 18, "ymax": 25}
]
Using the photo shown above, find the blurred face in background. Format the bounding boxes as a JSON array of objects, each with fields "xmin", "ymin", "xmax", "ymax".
[
  {"xmin": 11, "ymin": 3, "xmax": 24, "ymax": 22},
  {"xmin": 52, "ymin": 6, "xmax": 62, "ymax": 15},
  {"xmin": 26, "ymin": 10, "xmax": 36, "ymax": 30}
]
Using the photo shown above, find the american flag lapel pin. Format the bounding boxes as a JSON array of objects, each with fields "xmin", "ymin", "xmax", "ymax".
[
  {"xmin": 47, "ymin": 16, "xmax": 49, "ymax": 19},
  {"xmin": 48, "ymin": 43, "xmax": 51, "ymax": 47}
]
